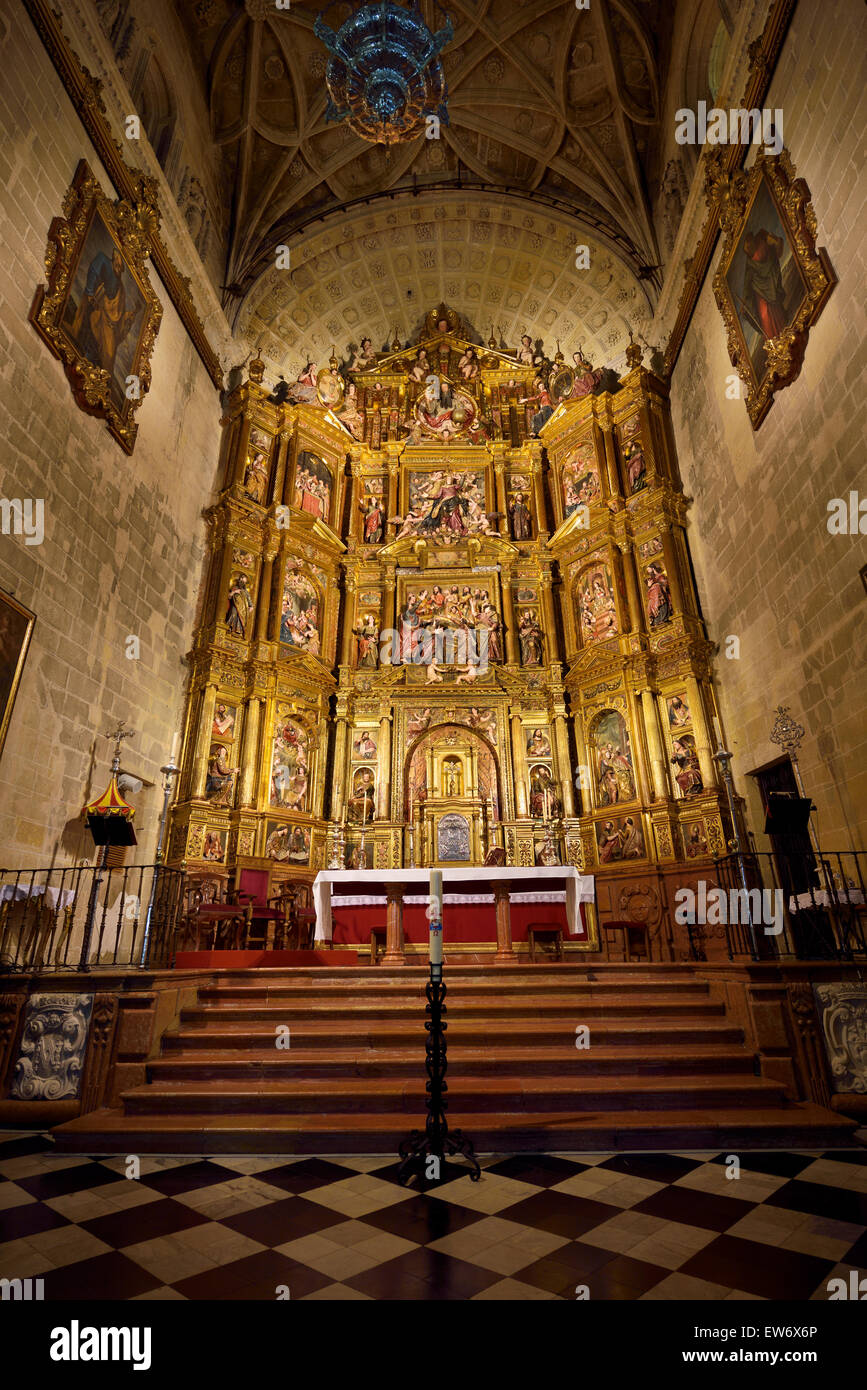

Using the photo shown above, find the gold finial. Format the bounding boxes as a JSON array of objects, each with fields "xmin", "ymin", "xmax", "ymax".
[
  {"xmin": 625, "ymin": 329, "xmax": 643, "ymax": 369},
  {"xmin": 488, "ymin": 324, "xmax": 497, "ymax": 349},
  {"xmin": 329, "ymin": 344, "xmax": 339, "ymax": 371},
  {"xmin": 248, "ymin": 343, "xmax": 266, "ymax": 384},
  {"xmin": 391, "ymin": 326, "xmax": 401, "ymax": 351},
  {"xmin": 554, "ymin": 339, "xmax": 564, "ymax": 364}
]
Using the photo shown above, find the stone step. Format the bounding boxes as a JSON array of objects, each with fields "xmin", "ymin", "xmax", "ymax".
[
  {"xmin": 148, "ymin": 1044, "xmax": 758, "ymax": 1081},
  {"xmin": 52, "ymin": 1103, "xmax": 858, "ymax": 1154}
]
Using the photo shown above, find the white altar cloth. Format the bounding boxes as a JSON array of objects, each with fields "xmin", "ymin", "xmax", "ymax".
[
  {"xmin": 0, "ymin": 883, "xmax": 76, "ymax": 911},
  {"xmin": 313, "ymin": 867, "xmax": 595, "ymax": 943}
]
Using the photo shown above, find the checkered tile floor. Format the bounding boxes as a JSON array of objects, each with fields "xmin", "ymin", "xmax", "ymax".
[{"xmin": 2, "ymin": 1132, "xmax": 866, "ymax": 1300}]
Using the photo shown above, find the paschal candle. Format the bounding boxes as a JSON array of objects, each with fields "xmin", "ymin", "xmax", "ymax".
[{"xmin": 429, "ymin": 868, "xmax": 443, "ymax": 966}]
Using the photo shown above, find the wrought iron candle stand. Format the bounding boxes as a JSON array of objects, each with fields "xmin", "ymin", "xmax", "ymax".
[{"xmin": 397, "ymin": 963, "xmax": 481, "ymax": 1188}]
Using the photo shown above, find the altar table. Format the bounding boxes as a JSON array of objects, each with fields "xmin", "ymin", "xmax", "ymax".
[{"xmin": 312, "ymin": 867, "xmax": 595, "ymax": 963}]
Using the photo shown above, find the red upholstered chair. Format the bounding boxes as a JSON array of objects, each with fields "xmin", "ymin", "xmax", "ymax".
[{"xmin": 233, "ymin": 865, "xmax": 285, "ymax": 949}]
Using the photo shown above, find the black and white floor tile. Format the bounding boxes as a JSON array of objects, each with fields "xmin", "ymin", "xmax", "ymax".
[{"xmin": 1, "ymin": 1133, "xmax": 866, "ymax": 1301}]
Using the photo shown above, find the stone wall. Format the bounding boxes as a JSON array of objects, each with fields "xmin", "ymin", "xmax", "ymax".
[
  {"xmin": 0, "ymin": 2, "xmax": 223, "ymax": 865},
  {"xmin": 668, "ymin": 0, "xmax": 867, "ymax": 848}
]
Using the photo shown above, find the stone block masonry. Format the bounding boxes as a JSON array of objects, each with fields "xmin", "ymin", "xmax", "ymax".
[
  {"xmin": 0, "ymin": 3, "xmax": 222, "ymax": 865},
  {"xmin": 668, "ymin": 0, "xmax": 867, "ymax": 847}
]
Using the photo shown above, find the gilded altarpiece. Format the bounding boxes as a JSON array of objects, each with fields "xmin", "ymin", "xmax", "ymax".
[{"xmin": 169, "ymin": 308, "xmax": 731, "ymax": 953}]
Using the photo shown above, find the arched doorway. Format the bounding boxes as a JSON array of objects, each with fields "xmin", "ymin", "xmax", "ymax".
[{"xmin": 405, "ymin": 723, "xmax": 501, "ymax": 866}]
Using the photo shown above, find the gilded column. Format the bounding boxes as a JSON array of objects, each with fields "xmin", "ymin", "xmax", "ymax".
[
  {"xmin": 601, "ymin": 422, "xmax": 621, "ymax": 498},
  {"xmin": 281, "ymin": 427, "xmax": 297, "ymax": 506},
  {"xmin": 269, "ymin": 549, "xmax": 285, "ymax": 642},
  {"xmin": 618, "ymin": 543, "xmax": 644, "ymax": 634},
  {"xmin": 331, "ymin": 716, "xmax": 349, "ymax": 819},
  {"xmin": 378, "ymin": 713, "xmax": 391, "ymax": 819},
  {"xmin": 340, "ymin": 577, "xmax": 357, "ymax": 667},
  {"xmin": 229, "ymin": 417, "xmax": 252, "ymax": 491},
  {"xmin": 216, "ymin": 534, "xmax": 236, "ymax": 631},
  {"xmin": 255, "ymin": 549, "xmax": 275, "ymax": 642},
  {"xmin": 625, "ymin": 688, "xmax": 653, "ymax": 805},
  {"xmin": 382, "ymin": 565, "xmax": 397, "ymax": 661},
  {"xmin": 571, "ymin": 710, "xmax": 592, "ymax": 813},
  {"xmin": 684, "ymin": 676, "xmax": 718, "ymax": 790},
  {"xmin": 493, "ymin": 456, "xmax": 508, "ymax": 530},
  {"xmin": 510, "ymin": 714, "xmax": 528, "ymax": 817},
  {"xmin": 193, "ymin": 684, "xmax": 218, "ymax": 798},
  {"xmin": 553, "ymin": 712, "xmax": 575, "ymax": 816},
  {"xmin": 239, "ymin": 697, "xmax": 262, "ymax": 807},
  {"xmin": 257, "ymin": 700, "xmax": 275, "ymax": 808},
  {"xmin": 640, "ymin": 690, "xmax": 669, "ymax": 802},
  {"xmin": 540, "ymin": 573, "xmax": 560, "ymax": 662},
  {"xmin": 530, "ymin": 455, "xmax": 547, "ymax": 534},
  {"xmin": 659, "ymin": 529, "xmax": 687, "ymax": 617},
  {"xmin": 559, "ymin": 565, "xmax": 578, "ymax": 658},
  {"xmin": 501, "ymin": 567, "xmax": 520, "ymax": 664},
  {"xmin": 272, "ymin": 423, "xmax": 291, "ymax": 505}
]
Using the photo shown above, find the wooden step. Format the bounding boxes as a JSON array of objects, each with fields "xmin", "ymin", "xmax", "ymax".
[
  {"xmin": 121, "ymin": 1074, "xmax": 788, "ymax": 1116},
  {"xmin": 148, "ymin": 1044, "xmax": 758, "ymax": 1081},
  {"xmin": 162, "ymin": 1019, "xmax": 746, "ymax": 1049},
  {"xmin": 195, "ymin": 979, "xmax": 713, "ymax": 1001},
  {"xmin": 50, "ymin": 963, "xmax": 858, "ymax": 1156},
  {"xmin": 177, "ymin": 996, "xmax": 725, "ymax": 1023},
  {"xmin": 52, "ymin": 1103, "xmax": 858, "ymax": 1154}
]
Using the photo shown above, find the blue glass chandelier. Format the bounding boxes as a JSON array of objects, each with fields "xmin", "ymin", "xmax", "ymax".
[{"xmin": 314, "ymin": 0, "xmax": 453, "ymax": 146}]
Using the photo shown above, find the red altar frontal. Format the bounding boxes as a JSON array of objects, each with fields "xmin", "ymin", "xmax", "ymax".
[{"xmin": 328, "ymin": 898, "xmax": 588, "ymax": 946}]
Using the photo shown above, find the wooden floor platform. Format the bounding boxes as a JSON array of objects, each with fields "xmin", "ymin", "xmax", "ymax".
[{"xmin": 52, "ymin": 964, "xmax": 857, "ymax": 1154}]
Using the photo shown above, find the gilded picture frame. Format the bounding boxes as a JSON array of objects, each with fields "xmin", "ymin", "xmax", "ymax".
[
  {"xmin": 0, "ymin": 589, "xmax": 36, "ymax": 761},
  {"xmin": 708, "ymin": 148, "xmax": 837, "ymax": 429},
  {"xmin": 29, "ymin": 159, "xmax": 163, "ymax": 454}
]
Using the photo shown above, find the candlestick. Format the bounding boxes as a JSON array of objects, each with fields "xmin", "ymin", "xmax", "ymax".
[
  {"xmin": 429, "ymin": 868, "xmax": 443, "ymax": 969},
  {"xmin": 712, "ymin": 715, "xmax": 723, "ymax": 750}
]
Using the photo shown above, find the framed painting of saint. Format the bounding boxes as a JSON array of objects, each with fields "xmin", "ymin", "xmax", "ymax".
[
  {"xmin": 0, "ymin": 589, "xmax": 35, "ymax": 762},
  {"xmin": 293, "ymin": 453, "xmax": 334, "ymax": 525},
  {"xmin": 29, "ymin": 161, "xmax": 162, "ymax": 454},
  {"xmin": 710, "ymin": 149, "xmax": 836, "ymax": 428}
]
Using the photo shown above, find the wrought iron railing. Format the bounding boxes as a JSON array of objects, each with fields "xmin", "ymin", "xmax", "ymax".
[
  {"xmin": 705, "ymin": 849, "xmax": 867, "ymax": 962},
  {"xmin": 0, "ymin": 863, "xmax": 186, "ymax": 972}
]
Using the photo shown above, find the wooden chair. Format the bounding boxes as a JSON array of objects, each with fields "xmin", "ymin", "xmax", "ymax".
[
  {"xmin": 602, "ymin": 918, "xmax": 651, "ymax": 962},
  {"xmin": 527, "ymin": 924, "xmax": 563, "ymax": 962},
  {"xmin": 185, "ymin": 878, "xmax": 247, "ymax": 951},
  {"xmin": 279, "ymin": 883, "xmax": 316, "ymax": 950}
]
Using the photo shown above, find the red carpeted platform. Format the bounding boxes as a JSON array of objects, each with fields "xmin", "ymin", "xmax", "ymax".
[{"xmin": 174, "ymin": 950, "xmax": 360, "ymax": 968}]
